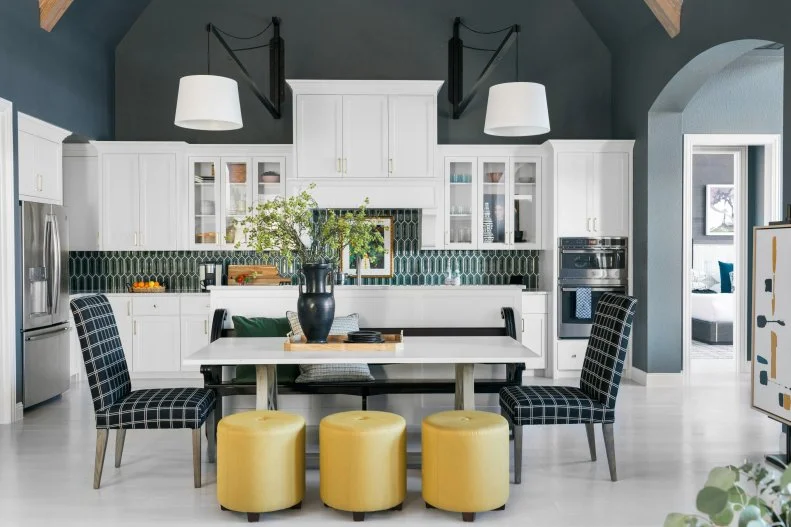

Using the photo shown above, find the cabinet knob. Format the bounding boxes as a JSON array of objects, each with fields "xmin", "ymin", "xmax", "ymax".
[
  {"xmin": 388, "ymin": 158, "xmax": 393, "ymax": 174},
  {"xmin": 586, "ymin": 218, "xmax": 591, "ymax": 232},
  {"xmin": 593, "ymin": 218, "xmax": 598, "ymax": 232},
  {"xmin": 571, "ymin": 354, "xmax": 577, "ymax": 358},
  {"xmin": 336, "ymin": 158, "xmax": 341, "ymax": 173}
]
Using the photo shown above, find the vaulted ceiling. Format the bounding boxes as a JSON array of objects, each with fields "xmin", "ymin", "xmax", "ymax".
[
  {"xmin": 43, "ymin": 0, "xmax": 150, "ymax": 48},
  {"xmin": 571, "ymin": 0, "xmax": 662, "ymax": 48}
]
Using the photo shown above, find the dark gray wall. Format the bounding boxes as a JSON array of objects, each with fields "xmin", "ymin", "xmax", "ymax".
[
  {"xmin": 0, "ymin": 0, "xmax": 149, "ymax": 403},
  {"xmin": 692, "ymin": 154, "xmax": 735, "ymax": 245},
  {"xmin": 115, "ymin": 0, "xmax": 611, "ymax": 144},
  {"xmin": 606, "ymin": 0, "xmax": 790, "ymax": 373}
]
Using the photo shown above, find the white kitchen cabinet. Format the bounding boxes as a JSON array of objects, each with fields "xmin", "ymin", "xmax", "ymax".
[
  {"xmin": 289, "ymin": 80, "xmax": 443, "ymax": 182},
  {"xmin": 180, "ymin": 316, "xmax": 209, "ymax": 373},
  {"xmin": 63, "ymin": 146, "xmax": 100, "ymax": 250},
  {"xmin": 102, "ymin": 153, "xmax": 140, "ymax": 250},
  {"xmin": 521, "ymin": 293, "xmax": 547, "ymax": 370},
  {"xmin": 133, "ymin": 316, "xmax": 181, "ymax": 373},
  {"xmin": 555, "ymin": 148, "xmax": 631, "ymax": 237},
  {"xmin": 388, "ymin": 95, "xmax": 434, "ymax": 179},
  {"xmin": 106, "ymin": 295, "xmax": 134, "ymax": 371},
  {"xmin": 17, "ymin": 113, "xmax": 70, "ymax": 205},
  {"xmin": 296, "ymin": 94, "xmax": 342, "ymax": 179},
  {"xmin": 343, "ymin": 95, "xmax": 388, "ymax": 179},
  {"xmin": 139, "ymin": 154, "xmax": 178, "ymax": 249},
  {"xmin": 440, "ymin": 148, "xmax": 543, "ymax": 250},
  {"xmin": 556, "ymin": 339, "xmax": 588, "ymax": 371}
]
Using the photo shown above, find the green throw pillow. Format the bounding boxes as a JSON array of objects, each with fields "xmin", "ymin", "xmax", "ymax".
[{"xmin": 231, "ymin": 316, "xmax": 299, "ymax": 383}]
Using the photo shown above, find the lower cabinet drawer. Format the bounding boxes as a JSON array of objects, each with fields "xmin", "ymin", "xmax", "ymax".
[
  {"xmin": 556, "ymin": 339, "xmax": 588, "ymax": 371},
  {"xmin": 132, "ymin": 296, "xmax": 180, "ymax": 316},
  {"xmin": 180, "ymin": 295, "xmax": 211, "ymax": 315},
  {"xmin": 522, "ymin": 294, "xmax": 547, "ymax": 314}
]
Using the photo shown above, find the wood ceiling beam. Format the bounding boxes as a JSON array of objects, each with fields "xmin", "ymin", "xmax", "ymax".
[
  {"xmin": 643, "ymin": 0, "xmax": 682, "ymax": 38},
  {"xmin": 39, "ymin": 0, "xmax": 74, "ymax": 32}
]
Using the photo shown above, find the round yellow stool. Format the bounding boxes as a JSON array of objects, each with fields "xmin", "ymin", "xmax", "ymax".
[
  {"xmin": 320, "ymin": 411, "xmax": 406, "ymax": 521},
  {"xmin": 422, "ymin": 410, "xmax": 509, "ymax": 522},
  {"xmin": 217, "ymin": 410, "xmax": 305, "ymax": 523}
]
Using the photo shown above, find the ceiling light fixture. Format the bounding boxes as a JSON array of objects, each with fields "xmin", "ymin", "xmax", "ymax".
[{"xmin": 448, "ymin": 18, "xmax": 550, "ymax": 137}]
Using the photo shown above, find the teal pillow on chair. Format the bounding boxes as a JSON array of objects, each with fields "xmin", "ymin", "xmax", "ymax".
[
  {"xmin": 231, "ymin": 316, "xmax": 299, "ymax": 383},
  {"xmin": 718, "ymin": 261, "xmax": 734, "ymax": 293}
]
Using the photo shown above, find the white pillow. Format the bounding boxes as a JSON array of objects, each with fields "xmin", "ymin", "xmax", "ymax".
[{"xmin": 285, "ymin": 311, "xmax": 360, "ymax": 337}]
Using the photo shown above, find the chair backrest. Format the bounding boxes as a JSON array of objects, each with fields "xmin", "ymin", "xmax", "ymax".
[
  {"xmin": 579, "ymin": 293, "xmax": 637, "ymax": 409},
  {"xmin": 70, "ymin": 295, "xmax": 131, "ymax": 414}
]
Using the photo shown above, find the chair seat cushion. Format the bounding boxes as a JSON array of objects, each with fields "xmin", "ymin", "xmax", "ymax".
[
  {"xmin": 499, "ymin": 385, "xmax": 613, "ymax": 426},
  {"xmin": 96, "ymin": 388, "xmax": 215, "ymax": 429}
]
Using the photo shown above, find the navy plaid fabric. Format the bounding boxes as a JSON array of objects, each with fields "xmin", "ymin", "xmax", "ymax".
[
  {"xmin": 70, "ymin": 295, "xmax": 215, "ymax": 430},
  {"xmin": 500, "ymin": 293, "xmax": 637, "ymax": 426}
]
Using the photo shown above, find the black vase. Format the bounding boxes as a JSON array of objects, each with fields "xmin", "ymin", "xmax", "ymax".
[{"xmin": 297, "ymin": 263, "xmax": 335, "ymax": 343}]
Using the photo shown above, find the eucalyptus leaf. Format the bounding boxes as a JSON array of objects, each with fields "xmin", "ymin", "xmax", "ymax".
[
  {"xmin": 728, "ymin": 485, "xmax": 747, "ymax": 505},
  {"xmin": 662, "ymin": 513, "xmax": 688, "ymax": 527},
  {"xmin": 697, "ymin": 487, "xmax": 729, "ymax": 516},
  {"xmin": 745, "ymin": 520, "xmax": 767, "ymax": 527},
  {"xmin": 781, "ymin": 465, "xmax": 791, "ymax": 488},
  {"xmin": 710, "ymin": 506, "xmax": 734, "ymax": 526},
  {"xmin": 738, "ymin": 505, "xmax": 763, "ymax": 527},
  {"xmin": 707, "ymin": 467, "xmax": 738, "ymax": 490}
]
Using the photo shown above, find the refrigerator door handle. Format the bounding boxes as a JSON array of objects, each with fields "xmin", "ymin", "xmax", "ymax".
[
  {"xmin": 44, "ymin": 216, "xmax": 54, "ymax": 314},
  {"xmin": 52, "ymin": 215, "xmax": 62, "ymax": 317},
  {"xmin": 45, "ymin": 215, "xmax": 62, "ymax": 317},
  {"xmin": 24, "ymin": 325, "xmax": 70, "ymax": 342}
]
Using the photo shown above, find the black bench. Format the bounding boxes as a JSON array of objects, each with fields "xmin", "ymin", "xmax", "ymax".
[{"xmin": 200, "ymin": 307, "xmax": 523, "ymax": 417}]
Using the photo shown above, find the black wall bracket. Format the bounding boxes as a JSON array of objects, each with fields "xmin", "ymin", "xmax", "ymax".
[
  {"xmin": 207, "ymin": 17, "xmax": 284, "ymax": 120},
  {"xmin": 448, "ymin": 17, "xmax": 519, "ymax": 120}
]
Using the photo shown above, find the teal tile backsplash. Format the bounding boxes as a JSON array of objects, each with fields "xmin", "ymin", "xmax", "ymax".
[{"xmin": 69, "ymin": 209, "xmax": 540, "ymax": 292}]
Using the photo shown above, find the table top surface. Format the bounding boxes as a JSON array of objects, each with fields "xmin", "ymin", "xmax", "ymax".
[{"xmin": 183, "ymin": 336, "xmax": 539, "ymax": 366}]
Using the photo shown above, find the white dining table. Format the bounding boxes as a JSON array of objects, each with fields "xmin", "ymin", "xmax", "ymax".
[{"xmin": 183, "ymin": 335, "xmax": 539, "ymax": 411}]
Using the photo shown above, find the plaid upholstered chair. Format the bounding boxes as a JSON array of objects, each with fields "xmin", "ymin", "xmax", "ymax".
[
  {"xmin": 70, "ymin": 295, "xmax": 216, "ymax": 489},
  {"xmin": 499, "ymin": 293, "xmax": 637, "ymax": 483}
]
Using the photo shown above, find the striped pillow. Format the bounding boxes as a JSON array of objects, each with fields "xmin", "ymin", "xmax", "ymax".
[{"xmin": 285, "ymin": 312, "xmax": 373, "ymax": 383}]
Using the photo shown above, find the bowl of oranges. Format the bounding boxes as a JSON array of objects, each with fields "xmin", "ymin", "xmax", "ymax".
[{"xmin": 129, "ymin": 280, "xmax": 166, "ymax": 293}]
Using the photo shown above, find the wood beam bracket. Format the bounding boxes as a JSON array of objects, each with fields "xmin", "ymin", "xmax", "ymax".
[
  {"xmin": 643, "ymin": 0, "xmax": 683, "ymax": 38},
  {"xmin": 39, "ymin": 0, "xmax": 74, "ymax": 32}
]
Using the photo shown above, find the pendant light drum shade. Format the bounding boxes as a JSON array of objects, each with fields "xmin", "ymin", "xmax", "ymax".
[
  {"xmin": 174, "ymin": 75, "xmax": 243, "ymax": 131},
  {"xmin": 484, "ymin": 82, "xmax": 550, "ymax": 137}
]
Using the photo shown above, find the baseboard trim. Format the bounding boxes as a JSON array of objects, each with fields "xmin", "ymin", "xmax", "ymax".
[
  {"xmin": 630, "ymin": 367, "xmax": 684, "ymax": 387},
  {"xmin": 14, "ymin": 402, "xmax": 23, "ymax": 422}
]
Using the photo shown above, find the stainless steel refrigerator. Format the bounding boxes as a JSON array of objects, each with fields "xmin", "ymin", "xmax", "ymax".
[{"xmin": 21, "ymin": 202, "xmax": 70, "ymax": 408}]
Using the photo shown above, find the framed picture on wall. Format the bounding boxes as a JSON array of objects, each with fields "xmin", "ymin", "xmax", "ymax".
[
  {"xmin": 705, "ymin": 184, "xmax": 735, "ymax": 236},
  {"xmin": 342, "ymin": 217, "xmax": 394, "ymax": 277}
]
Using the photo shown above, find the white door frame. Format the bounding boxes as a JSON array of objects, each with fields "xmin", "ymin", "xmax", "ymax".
[
  {"xmin": 682, "ymin": 134, "xmax": 783, "ymax": 376},
  {"xmin": 0, "ymin": 97, "xmax": 17, "ymax": 423}
]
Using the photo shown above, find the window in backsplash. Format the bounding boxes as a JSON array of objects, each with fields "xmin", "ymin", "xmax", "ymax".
[{"xmin": 68, "ymin": 209, "xmax": 540, "ymax": 292}]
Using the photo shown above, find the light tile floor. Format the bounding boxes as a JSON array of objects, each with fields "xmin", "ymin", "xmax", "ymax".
[{"xmin": 0, "ymin": 374, "xmax": 779, "ymax": 526}]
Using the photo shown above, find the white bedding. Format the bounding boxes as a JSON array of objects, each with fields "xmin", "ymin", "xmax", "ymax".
[{"xmin": 690, "ymin": 292, "xmax": 735, "ymax": 323}]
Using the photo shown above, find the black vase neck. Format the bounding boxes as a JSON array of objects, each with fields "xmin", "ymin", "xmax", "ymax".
[{"xmin": 302, "ymin": 263, "xmax": 331, "ymax": 293}]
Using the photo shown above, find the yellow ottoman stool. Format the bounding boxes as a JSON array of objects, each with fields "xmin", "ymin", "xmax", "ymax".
[
  {"xmin": 217, "ymin": 410, "xmax": 305, "ymax": 523},
  {"xmin": 422, "ymin": 410, "xmax": 509, "ymax": 522},
  {"xmin": 320, "ymin": 410, "xmax": 406, "ymax": 521}
]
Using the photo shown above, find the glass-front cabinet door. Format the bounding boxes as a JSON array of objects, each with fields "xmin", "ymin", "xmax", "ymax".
[
  {"xmin": 478, "ymin": 158, "xmax": 509, "ymax": 248},
  {"xmin": 444, "ymin": 157, "xmax": 477, "ymax": 248},
  {"xmin": 253, "ymin": 157, "xmax": 285, "ymax": 206},
  {"xmin": 511, "ymin": 157, "xmax": 542, "ymax": 249},
  {"xmin": 222, "ymin": 158, "xmax": 252, "ymax": 248},
  {"xmin": 190, "ymin": 157, "xmax": 221, "ymax": 248}
]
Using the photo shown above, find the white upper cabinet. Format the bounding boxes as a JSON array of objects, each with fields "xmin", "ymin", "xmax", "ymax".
[
  {"xmin": 296, "ymin": 94, "xmax": 342, "ymax": 179},
  {"xmin": 102, "ymin": 153, "xmax": 141, "ymax": 250},
  {"xmin": 388, "ymin": 95, "xmax": 434, "ymax": 178},
  {"xmin": 342, "ymin": 95, "xmax": 388, "ymax": 178},
  {"xmin": 552, "ymin": 142, "xmax": 633, "ymax": 238},
  {"xmin": 289, "ymin": 80, "xmax": 442, "ymax": 181},
  {"xmin": 63, "ymin": 146, "xmax": 100, "ymax": 251},
  {"xmin": 17, "ymin": 113, "xmax": 70, "ymax": 205},
  {"xmin": 139, "ymin": 153, "xmax": 178, "ymax": 249}
]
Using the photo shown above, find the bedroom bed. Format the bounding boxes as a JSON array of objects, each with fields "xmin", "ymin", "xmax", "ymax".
[{"xmin": 690, "ymin": 292, "xmax": 734, "ymax": 344}]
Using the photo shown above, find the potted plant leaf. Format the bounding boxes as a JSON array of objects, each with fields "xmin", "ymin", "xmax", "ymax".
[{"xmin": 237, "ymin": 185, "xmax": 383, "ymax": 343}]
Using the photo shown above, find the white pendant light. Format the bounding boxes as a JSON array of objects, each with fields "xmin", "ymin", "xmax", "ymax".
[
  {"xmin": 484, "ymin": 82, "xmax": 550, "ymax": 137},
  {"xmin": 175, "ymin": 75, "xmax": 243, "ymax": 131}
]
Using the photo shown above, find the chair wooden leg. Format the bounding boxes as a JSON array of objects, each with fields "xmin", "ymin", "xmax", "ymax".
[
  {"xmin": 462, "ymin": 512, "xmax": 476, "ymax": 522},
  {"xmin": 114, "ymin": 429, "xmax": 127, "ymax": 468},
  {"xmin": 206, "ymin": 410, "xmax": 216, "ymax": 463},
  {"xmin": 602, "ymin": 423, "xmax": 617, "ymax": 481},
  {"xmin": 192, "ymin": 429, "xmax": 202, "ymax": 488},
  {"xmin": 93, "ymin": 429, "xmax": 109, "ymax": 489},
  {"xmin": 585, "ymin": 423, "xmax": 597, "ymax": 461},
  {"xmin": 513, "ymin": 424, "xmax": 523, "ymax": 484}
]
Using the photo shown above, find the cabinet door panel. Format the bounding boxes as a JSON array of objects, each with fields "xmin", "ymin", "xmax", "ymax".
[
  {"xmin": 17, "ymin": 131, "xmax": 37, "ymax": 198},
  {"xmin": 106, "ymin": 296, "xmax": 134, "ymax": 372},
  {"xmin": 181, "ymin": 316, "xmax": 209, "ymax": 373},
  {"xmin": 35, "ymin": 137, "xmax": 61, "ymax": 203},
  {"xmin": 296, "ymin": 95, "xmax": 342, "ymax": 178},
  {"xmin": 444, "ymin": 157, "xmax": 477, "ymax": 249},
  {"xmin": 139, "ymin": 154, "xmax": 178, "ymax": 250},
  {"xmin": 521, "ymin": 313, "xmax": 546, "ymax": 370},
  {"xmin": 102, "ymin": 154, "xmax": 140, "ymax": 250},
  {"xmin": 592, "ymin": 152, "xmax": 629, "ymax": 237},
  {"xmin": 132, "ymin": 316, "xmax": 181, "ymax": 373},
  {"xmin": 478, "ymin": 158, "xmax": 509, "ymax": 248},
  {"xmin": 190, "ymin": 158, "xmax": 222, "ymax": 249},
  {"xmin": 63, "ymin": 156, "xmax": 100, "ymax": 250},
  {"xmin": 388, "ymin": 95, "xmax": 433, "ymax": 178},
  {"xmin": 556, "ymin": 152, "xmax": 593, "ymax": 237},
  {"xmin": 343, "ymin": 95, "xmax": 388, "ymax": 179}
]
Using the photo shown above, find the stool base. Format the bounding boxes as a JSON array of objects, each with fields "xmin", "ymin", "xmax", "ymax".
[
  {"xmin": 218, "ymin": 503, "xmax": 303, "ymax": 523},
  {"xmin": 324, "ymin": 503, "xmax": 403, "ymax": 522},
  {"xmin": 424, "ymin": 502, "xmax": 506, "ymax": 522}
]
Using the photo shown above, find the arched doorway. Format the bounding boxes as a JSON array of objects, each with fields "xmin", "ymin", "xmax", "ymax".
[{"xmin": 646, "ymin": 39, "xmax": 784, "ymax": 378}]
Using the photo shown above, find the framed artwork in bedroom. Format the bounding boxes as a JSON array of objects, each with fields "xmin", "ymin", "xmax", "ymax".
[{"xmin": 705, "ymin": 184, "xmax": 735, "ymax": 236}]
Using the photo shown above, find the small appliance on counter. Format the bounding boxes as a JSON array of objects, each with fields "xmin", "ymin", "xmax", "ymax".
[{"xmin": 199, "ymin": 262, "xmax": 224, "ymax": 291}]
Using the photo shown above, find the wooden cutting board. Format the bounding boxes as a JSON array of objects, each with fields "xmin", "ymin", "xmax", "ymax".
[{"xmin": 226, "ymin": 265, "xmax": 292, "ymax": 286}]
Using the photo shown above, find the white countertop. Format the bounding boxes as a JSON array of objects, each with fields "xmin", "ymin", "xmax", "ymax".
[
  {"xmin": 208, "ymin": 285, "xmax": 547, "ymax": 293},
  {"xmin": 183, "ymin": 335, "xmax": 539, "ymax": 366}
]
